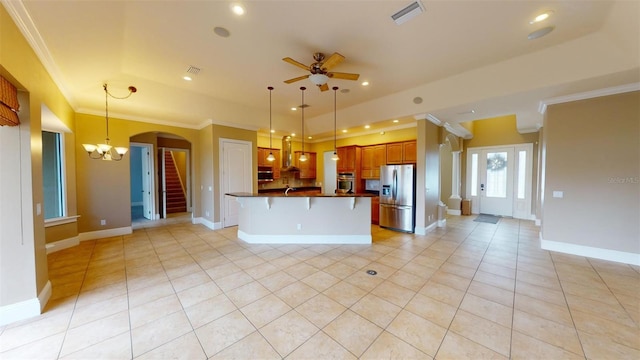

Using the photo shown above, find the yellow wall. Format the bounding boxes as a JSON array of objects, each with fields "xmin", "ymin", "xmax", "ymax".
[
  {"xmin": 75, "ymin": 113, "xmax": 199, "ymax": 232},
  {"xmin": 1, "ymin": 4, "xmax": 75, "ymax": 305}
]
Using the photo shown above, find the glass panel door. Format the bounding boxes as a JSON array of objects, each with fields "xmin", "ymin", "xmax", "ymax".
[{"xmin": 480, "ymin": 148, "xmax": 514, "ymax": 216}]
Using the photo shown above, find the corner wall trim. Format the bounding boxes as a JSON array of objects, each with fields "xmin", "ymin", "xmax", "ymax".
[
  {"xmin": 78, "ymin": 227, "xmax": 132, "ymax": 242},
  {"xmin": 0, "ymin": 280, "xmax": 52, "ymax": 326},
  {"xmin": 415, "ymin": 222, "xmax": 437, "ymax": 235},
  {"xmin": 46, "ymin": 236, "xmax": 79, "ymax": 254},
  {"xmin": 540, "ymin": 233, "xmax": 640, "ymax": 266},
  {"xmin": 192, "ymin": 217, "xmax": 221, "ymax": 230},
  {"xmin": 38, "ymin": 281, "xmax": 52, "ymax": 311}
]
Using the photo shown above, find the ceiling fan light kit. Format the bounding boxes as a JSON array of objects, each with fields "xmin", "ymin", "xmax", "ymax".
[{"xmin": 283, "ymin": 52, "xmax": 360, "ymax": 91}]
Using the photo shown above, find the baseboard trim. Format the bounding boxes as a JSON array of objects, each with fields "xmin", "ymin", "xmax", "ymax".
[
  {"xmin": 46, "ymin": 236, "xmax": 79, "ymax": 254},
  {"xmin": 540, "ymin": 233, "xmax": 640, "ymax": 266},
  {"xmin": 0, "ymin": 280, "xmax": 50, "ymax": 326},
  {"xmin": 238, "ymin": 230, "xmax": 371, "ymax": 244},
  {"xmin": 415, "ymin": 222, "xmax": 437, "ymax": 235},
  {"xmin": 192, "ymin": 217, "xmax": 221, "ymax": 230},
  {"xmin": 447, "ymin": 209, "xmax": 461, "ymax": 216},
  {"xmin": 78, "ymin": 227, "xmax": 132, "ymax": 242},
  {"xmin": 437, "ymin": 219, "xmax": 447, "ymax": 228}
]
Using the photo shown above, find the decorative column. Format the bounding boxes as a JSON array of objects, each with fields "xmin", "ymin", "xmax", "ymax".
[{"xmin": 448, "ymin": 150, "xmax": 462, "ymax": 214}]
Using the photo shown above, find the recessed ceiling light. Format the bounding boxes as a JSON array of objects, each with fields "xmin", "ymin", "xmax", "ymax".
[
  {"xmin": 361, "ymin": 81, "xmax": 369, "ymax": 86},
  {"xmin": 307, "ymin": 136, "xmax": 312, "ymax": 139},
  {"xmin": 528, "ymin": 26, "xmax": 555, "ymax": 40},
  {"xmin": 340, "ymin": 89, "xmax": 350, "ymax": 94},
  {"xmin": 393, "ymin": 119, "xmax": 399, "ymax": 123},
  {"xmin": 291, "ymin": 107, "xmax": 297, "ymax": 111},
  {"xmin": 413, "ymin": 96, "xmax": 423, "ymax": 104},
  {"xmin": 290, "ymin": 133, "xmax": 296, "ymax": 137},
  {"xmin": 530, "ymin": 10, "xmax": 553, "ymax": 24},
  {"xmin": 364, "ymin": 125, "xmax": 370, "ymax": 129},
  {"xmin": 213, "ymin": 27, "xmax": 230, "ymax": 38},
  {"xmin": 380, "ymin": 131, "xmax": 385, "ymax": 135},
  {"xmin": 231, "ymin": 4, "xmax": 245, "ymax": 15},
  {"xmin": 270, "ymin": 129, "xmax": 275, "ymax": 133},
  {"xmin": 342, "ymin": 129, "xmax": 348, "ymax": 133},
  {"xmin": 183, "ymin": 76, "xmax": 192, "ymax": 81}
]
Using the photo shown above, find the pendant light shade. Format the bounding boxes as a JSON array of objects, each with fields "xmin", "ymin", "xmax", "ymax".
[
  {"xmin": 298, "ymin": 86, "xmax": 308, "ymax": 162},
  {"xmin": 331, "ymin": 86, "xmax": 340, "ymax": 161},
  {"xmin": 266, "ymin": 86, "xmax": 275, "ymax": 162}
]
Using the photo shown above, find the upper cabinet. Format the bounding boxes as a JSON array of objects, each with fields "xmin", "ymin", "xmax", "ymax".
[
  {"xmin": 337, "ymin": 145, "xmax": 361, "ymax": 173},
  {"xmin": 386, "ymin": 140, "xmax": 416, "ymax": 164},
  {"xmin": 361, "ymin": 145, "xmax": 386, "ymax": 179},
  {"xmin": 295, "ymin": 151, "xmax": 316, "ymax": 179},
  {"xmin": 257, "ymin": 147, "xmax": 281, "ymax": 179}
]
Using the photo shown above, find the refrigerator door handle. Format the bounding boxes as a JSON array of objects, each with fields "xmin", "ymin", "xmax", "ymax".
[{"xmin": 392, "ymin": 169, "xmax": 398, "ymax": 200}]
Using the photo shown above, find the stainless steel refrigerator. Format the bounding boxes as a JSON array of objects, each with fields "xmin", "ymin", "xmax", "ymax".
[{"xmin": 379, "ymin": 164, "xmax": 416, "ymax": 233}]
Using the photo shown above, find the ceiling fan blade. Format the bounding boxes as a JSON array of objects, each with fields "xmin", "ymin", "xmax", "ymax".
[
  {"xmin": 319, "ymin": 83, "xmax": 329, "ymax": 92},
  {"xmin": 283, "ymin": 57, "xmax": 310, "ymax": 71},
  {"xmin": 321, "ymin": 52, "xmax": 345, "ymax": 71},
  {"xmin": 284, "ymin": 75, "xmax": 310, "ymax": 84},
  {"xmin": 328, "ymin": 72, "xmax": 360, "ymax": 81}
]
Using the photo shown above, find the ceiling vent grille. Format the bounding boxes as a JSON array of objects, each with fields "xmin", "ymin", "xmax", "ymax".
[
  {"xmin": 391, "ymin": 1, "xmax": 425, "ymax": 25},
  {"xmin": 186, "ymin": 66, "xmax": 201, "ymax": 75}
]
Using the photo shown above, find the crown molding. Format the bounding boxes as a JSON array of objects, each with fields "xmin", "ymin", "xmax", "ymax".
[
  {"xmin": 538, "ymin": 82, "xmax": 640, "ymax": 114},
  {"xmin": 2, "ymin": 0, "xmax": 74, "ymax": 104}
]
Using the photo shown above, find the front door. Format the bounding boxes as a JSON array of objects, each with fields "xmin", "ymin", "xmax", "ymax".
[
  {"xmin": 221, "ymin": 139, "xmax": 252, "ymax": 227},
  {"xmin": 479, "ymin": 147, "xmax": 514, "ymax": 216},
  {"xmin": 466, "ymin": 144, "xmax": 534, "ymax": 219}
]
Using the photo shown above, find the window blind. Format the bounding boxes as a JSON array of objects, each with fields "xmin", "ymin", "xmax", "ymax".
[{"xmin": 0, "ymin": 76, "xmax": 20, "ymax": 126}]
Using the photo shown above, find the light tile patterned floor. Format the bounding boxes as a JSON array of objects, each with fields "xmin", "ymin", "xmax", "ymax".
[{"xmin": 1, "ymin": 216, "xmax": 639, "ymax": 359}]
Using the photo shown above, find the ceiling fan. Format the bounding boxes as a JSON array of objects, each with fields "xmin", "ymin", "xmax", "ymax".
[{"xmin": 282, "ymin": 52, "xmax": 360, "ymax": 91}]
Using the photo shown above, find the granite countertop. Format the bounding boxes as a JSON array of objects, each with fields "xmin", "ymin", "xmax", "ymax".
[{"xmin": 257, "ymin": 186, "xmax": 321, "ymax": 193}]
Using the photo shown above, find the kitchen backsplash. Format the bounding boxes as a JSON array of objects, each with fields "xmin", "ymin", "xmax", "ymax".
[{"xmin": 259, "ymin": 170, "xmax": 317, "ymax": 190}]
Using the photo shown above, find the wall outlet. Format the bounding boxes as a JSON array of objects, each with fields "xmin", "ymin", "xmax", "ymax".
[
  {"xmin": 205, "ymin": 211, "xmax": 210, "ymax": 217},
  {"xmin": 552, "ymin": 191, "xmax": 564, "ymax": 198},
  {"xmin": 297, "ymin": 224, "xmax": 302, "ymax": 230},
  {"xmin": 100, "ymin": 219, "xmax": 106, "ymax": 226}
]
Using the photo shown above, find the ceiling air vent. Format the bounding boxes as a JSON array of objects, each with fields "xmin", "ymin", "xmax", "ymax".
[
  {"xmin": 186, "ymin": 66, "xmax": 201, "ymax": 75},
  {"xmin": 391, "ymin": 1, "xmax": 425, "ymax": 25}
]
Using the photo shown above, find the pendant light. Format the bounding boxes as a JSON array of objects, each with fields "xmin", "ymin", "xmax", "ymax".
[
  {"xmin": 266, "ymin": 86, "xmax": 275, "ymax": 162},
  {"xmin": 298, "ymin": 86, "xmax": 308, "ymax": 162},
  {"xmin": 82, "ymin": 83, "xmax": 136, "ymax": 161},
  {"xmin": 331, "ymin": 86, "xmax": 340, "ymax": 161}
]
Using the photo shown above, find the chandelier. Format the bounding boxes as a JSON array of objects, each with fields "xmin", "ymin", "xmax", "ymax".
[{"xmin": 82, "ymin": 83, "xmax": 136, "ymax": 161}]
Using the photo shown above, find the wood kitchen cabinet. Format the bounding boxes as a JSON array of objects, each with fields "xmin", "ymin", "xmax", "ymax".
[
  {"xmin": 371, "ymin": 196, "xmax": 380, "ymax": 224},
  {"xmin": 257, "ymin": 147, "xmax": 281, "ymax": 179},
  {"xmin": 386, "ymin": 140, "xmax": 416, "ymax": 164},
  {"xmin": 361, "ymin": 145, "xmax": 386, "ymax": 179},
  {"xmin": 294, "ymin": 151, "xmax": 316, "ymax": 179},
  {"xmin": 337, "ymin": 145, "xmax": 361, "ymax": 173}
]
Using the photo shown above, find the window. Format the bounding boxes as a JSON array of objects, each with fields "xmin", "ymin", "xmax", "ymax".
[
  {"xmin": 517, "ymin": 150, "xmax": 526, "ymax": 199},
  {"xmin": 42, "ymin": 131, "xmax": 65, "ymax": 219},
  {"xmin": 470, "ymin": 153, "xmax": 478, "ymax": 196}
]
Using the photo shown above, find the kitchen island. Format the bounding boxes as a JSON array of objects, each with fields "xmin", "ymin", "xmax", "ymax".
[{"xmin": 226, "ymin": 193, "xmax": 373, "ymax": 244}]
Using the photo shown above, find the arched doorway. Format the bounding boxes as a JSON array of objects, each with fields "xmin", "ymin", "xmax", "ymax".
[{"xmin": 129, "ymin": 132, "xmax": 192, "ymax": 226}]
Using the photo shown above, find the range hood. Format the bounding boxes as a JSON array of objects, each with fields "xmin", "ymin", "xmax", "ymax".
[{"xmin": 281, "ymin": 136, "xmax": 300, "ymax": 172}]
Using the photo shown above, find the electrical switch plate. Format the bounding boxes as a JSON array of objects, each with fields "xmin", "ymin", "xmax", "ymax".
[
  {"xmin": 100, "ymin": 219, "xmax": 106, "ymax": 225},
  {"xmin": 552, "ymin": 191, "xmax": 564, "ymax": 198},
  {"xmin": 297, "ymin": 224, "xmax": 302, "ymax": 230}
]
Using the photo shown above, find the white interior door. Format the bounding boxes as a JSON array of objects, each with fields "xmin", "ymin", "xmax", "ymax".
[
  {"xmin": 221, "ymin": 139, "xmax": 252, "ymax": 227},
  {"xmin": 139, "ymin": 144, "xmax": 153, "ymax": 220}
]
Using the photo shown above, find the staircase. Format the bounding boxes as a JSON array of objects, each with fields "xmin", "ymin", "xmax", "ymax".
[{"xmin": 164, "ymin": 150, "xmax": 187, "ymax": 214}]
